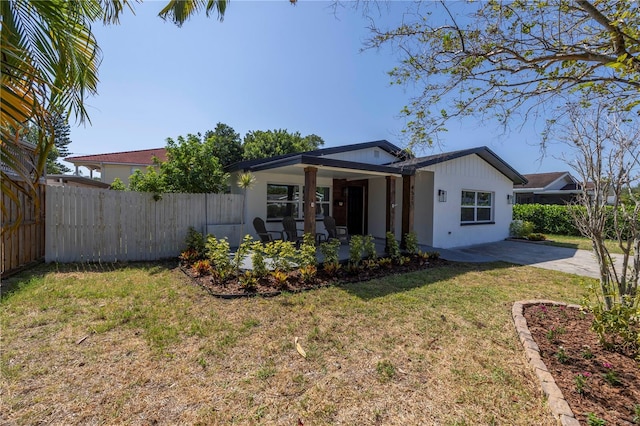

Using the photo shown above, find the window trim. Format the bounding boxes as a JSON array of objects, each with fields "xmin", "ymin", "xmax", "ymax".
[{"xmin": 460, "ymin": 190, "xmax": 494, "ymax": 224}]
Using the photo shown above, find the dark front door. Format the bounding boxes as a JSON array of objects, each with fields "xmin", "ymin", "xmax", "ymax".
[{"xmin": 347, "ymin": 186, "xmax": 364, "ymax": 235}]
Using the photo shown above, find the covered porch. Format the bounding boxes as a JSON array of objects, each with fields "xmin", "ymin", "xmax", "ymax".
[{"xmin": 229, "ymin": 153, "xmax": 418, "ymax": 250}]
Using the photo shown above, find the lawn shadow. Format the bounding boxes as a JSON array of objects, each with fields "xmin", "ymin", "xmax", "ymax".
[
  {"xmin": 340, "ymin": 261, "xmax": 516, "ymax": 300},
  {"xmin": 1, "ymin": 260, "xmax": 176, "ymax": 300}
]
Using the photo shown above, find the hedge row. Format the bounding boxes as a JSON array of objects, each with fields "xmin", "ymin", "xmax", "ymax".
[
  {"xmin": 512, "ymin": 204, "xmax": 582, "ymax": 236},
  {"xmin": 512, "ymin": 203, "xmax": 640, "ymax": 238}
]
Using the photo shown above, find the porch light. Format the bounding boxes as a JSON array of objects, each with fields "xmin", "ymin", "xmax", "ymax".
[
  {"xmin": 438, "ymin": 189, "xmax": 447, "ymax": 202},
  {"xmin": 507, "ymin": 194, "xmax": 514, "ymax": 204}
]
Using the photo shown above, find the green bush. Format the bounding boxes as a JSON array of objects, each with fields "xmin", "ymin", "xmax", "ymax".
[
  {"xmin": 386, "ymin": 232, "xmax": 401, "ymax": 261},
  {"xmin": 512, "ymin": 204, "xmax": 580, "ymax": 235},
  {"xmin": 185, "ymin": 226, "xmax": 206, "ymax": 258},
  {"xmin": 319, "ymin": 238, "xmax": 341, "ymax": 266},
  {"xmin": 296, "ymin": 233, "xmax": 317, "ymax": 268},
  {"xmin": 509, "ymin": 220, "xmax": 535, "ymax": 238},
  {"xmin": 348, "ymin": 235, "xmax": 364, "ymax": 267},
  {"xmin": 584, "ymin": 282, "xmax": 639, "ymax": 358},
  {"xmin": 404, "ymin": 231, "xmax": 419, "ymax": 254},
  {"xmin": 513, "ymin": 203, "xmax": 640, "ymax": 238},
  {"xmin": 206, "ymin": 236, "xmax": 232, "ymax": 280},
  {"xmin": 363, "ymin": 234, "xmax": 377, "ymax": 260}
]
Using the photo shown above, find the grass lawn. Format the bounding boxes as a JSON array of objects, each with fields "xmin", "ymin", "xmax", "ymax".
[
  {"xmin": 544, "ymin": 234, "xmax": 625, "ymax": 255},
  {"xmin": 1, "ymin": 262, "xmax": 591, "ymax": 425}
]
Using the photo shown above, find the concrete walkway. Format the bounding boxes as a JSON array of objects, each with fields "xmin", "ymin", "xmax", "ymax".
[{"xmin": 430, "ymin": 239, "xmax": 619, "ymax": 279}]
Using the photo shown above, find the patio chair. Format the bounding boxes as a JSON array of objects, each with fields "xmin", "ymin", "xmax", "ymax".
[
  {"xmin": 323, "ymin": 215, "xmax": 349, "ymax": 243},
  {"xmin": 253, "ymin": 217, "xmax": 283, "ymax": 243},
  {"xmin": 282, "ymin": 216, "xmax": 304, "ymax": 245}
]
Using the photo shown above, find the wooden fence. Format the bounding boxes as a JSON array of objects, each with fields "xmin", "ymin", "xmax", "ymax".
[
  {"xmin": 46, "ymin": 186, "xmax": 243, "ymax": 263},
  {"xmin": 1, "ymin": 179, "xmax": 46, "ymax": 276}
]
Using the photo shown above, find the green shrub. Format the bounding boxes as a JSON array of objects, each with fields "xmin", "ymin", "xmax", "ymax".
[
  {"xmin": 513, "ymin": 204, "xmax": 580, "ymax": 235},
  {"xmin": 319, "ymin": 238, "xmax": 341, "ymax": 266},
  {"xmin": 348, "ymin": 235, "xmax": 364, "ymax": 268},
  {"xmin": 185, "ymin": 226, "xmax": 206, "ymax": 258},
  {"xmin": 509, "ymin": 220, "xmax": 535, "ymax": 238},
  {"xmin": 296, "ymin": 233, "xmax": 317, "ymax": 268},
  {"xmin": 232, "ymin": 235, "xmax": 253, "ymax": 272},
  {"xmin": 386, "ymin": 232, "xmax": 401, "ymax": 261},
  {"xmin": 262, "ymin": 240, "xmax": 297, "ymax": 272},
  {"xmin": 404, "ymin": 231, "xmax": 419, "ymax": 254},
  {"xmin": 584, "ymin": 282, "xmax": 639, "ymax": 357},
  {"xmin": 363, "ymin": 234, "xmax": 377, "ymax": 260},
  {"xmin": 250, "ymin": 242, "xmax": 267, "ymax": 278},
  {"xmin": 206, "ymin": 236, "xmax": 232, "ymax": 280}
]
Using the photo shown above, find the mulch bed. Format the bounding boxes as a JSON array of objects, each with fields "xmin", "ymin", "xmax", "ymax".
[
  {"xmin": 524, "ymin": 304, "xmax": 640, "ymax": 425},
  {"xmin": 181, "ymin": 255, "xmax": 448, "ymax": 297}
]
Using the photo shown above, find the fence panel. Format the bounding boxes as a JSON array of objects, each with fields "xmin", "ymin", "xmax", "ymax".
[
  {"xmin": 1, "ymin": 179, "xmax": 46, "ymax": 276},
  {"xmin": 45, "ymin": 187, "xmax": 242, "ymax": 263}
]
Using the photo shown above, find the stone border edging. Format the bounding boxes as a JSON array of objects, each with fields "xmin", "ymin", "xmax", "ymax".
[{"xmin": 512, "ymin": 300, "xmax": 582, "ymax": 426}]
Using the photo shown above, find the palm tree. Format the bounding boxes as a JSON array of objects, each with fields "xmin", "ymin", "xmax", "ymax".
[
  {"xmin": 237, "ymin": 172, "xmax": 256, "ymax": 245},
  {"xmin": 0, "ymin": 0, "xmax": 229, "ymax": 232}
]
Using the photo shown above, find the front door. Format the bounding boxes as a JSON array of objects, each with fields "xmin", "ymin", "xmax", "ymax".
[{"xmin": 346, "ymin": 186, "xmax": 365, "ymax": 235}]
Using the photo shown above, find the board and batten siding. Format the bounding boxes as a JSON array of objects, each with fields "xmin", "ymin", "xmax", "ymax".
[
  {"xmin": 418, "ymin": 154, "xmax": 514, "ymax": 248},
  {"xmin": 46, "ymin": 186, "xmax": 242, "ymax": 263}
]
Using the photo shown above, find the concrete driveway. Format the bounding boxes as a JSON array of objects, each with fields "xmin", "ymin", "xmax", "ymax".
[{"xmin": 432, "ymin": 239, "xmax": 617, "ymax": 279}]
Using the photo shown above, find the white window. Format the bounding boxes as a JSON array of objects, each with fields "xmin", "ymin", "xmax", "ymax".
[
  {"xmin": 461, "ymin": 190, "xmax": 493, "ymax": 224},
  {"xmin": 267, "ymin": 184, "xmax": 330, "ymax": 220}
]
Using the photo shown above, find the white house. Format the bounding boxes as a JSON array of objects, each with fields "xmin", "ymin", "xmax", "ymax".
[{"xmin": 227, "ymin": 141, "xmax": 527, "ymax": 249}]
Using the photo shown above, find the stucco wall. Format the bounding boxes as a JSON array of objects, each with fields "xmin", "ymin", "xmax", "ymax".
[
  {"xmin": 420, "ymin": 154, "xmax": 514, "ymax": 248},
  {"xmin": 366, "ymin": 176, "xmax": 403, "ymax": 241},
  {"xmin": 101, "ymin": 164, "xmax": 157, "ymax": 185}
]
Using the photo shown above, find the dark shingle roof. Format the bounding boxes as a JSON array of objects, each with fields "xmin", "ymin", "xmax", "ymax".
[{"xmin": 516, "ymin": 172, "xmax": 570, "ymax": 189}]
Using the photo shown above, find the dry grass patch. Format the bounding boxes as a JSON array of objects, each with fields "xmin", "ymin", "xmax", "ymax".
[{"xmin": 1, "ymin": 261, "xmax": 589, "ymax": 425}]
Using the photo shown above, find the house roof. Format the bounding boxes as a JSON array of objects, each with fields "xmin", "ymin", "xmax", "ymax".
[
  {"xmin": 46, "ymin": 174, "xmax": 111, "ymax": 189},
  {"xmin": 66, "ymin": 148, "xmax": 167, "ymax": 166},
  {"xmin": 225, "ymin": 140, "xmax": 410, "ymax": 173},
  {"xmin": 390, "ymin": 146, "xmax": 528, "ymax": 184},
  {"xmin": 515, "ymin": 171, "xmax": 571, "ymax": 189}
]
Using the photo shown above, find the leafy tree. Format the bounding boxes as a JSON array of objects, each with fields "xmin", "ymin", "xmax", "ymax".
[
  {"xmin": 557, "ymin": 103, "xmax": 640, "ymax": 310},
  {"xmin": 161, "ymin": 134, "xmax": 228, "ymax": 193},
  {"xmin": 110, "ymin": 177, "xmax": 126, "ymax": 191},
  {"xmin": 243, "ymin": 129, "xmax": 324, "ymax": 160},
  {"xmin": 366, "ymin": 0, "xmax": 640, "ymax": 147},
  {"xmin": 203, "ymin": 122, "xmax": 243, "ymax": 166}
]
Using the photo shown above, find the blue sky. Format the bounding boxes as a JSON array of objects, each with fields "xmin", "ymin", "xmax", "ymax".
[{"xmin": 69, "ymin": 1, "xmax": 571, "ymax": 174}]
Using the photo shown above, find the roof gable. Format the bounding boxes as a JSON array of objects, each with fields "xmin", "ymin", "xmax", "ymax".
[{"xmin": 390, "ymin": 146, "xmax": 527, "ymax": 184}]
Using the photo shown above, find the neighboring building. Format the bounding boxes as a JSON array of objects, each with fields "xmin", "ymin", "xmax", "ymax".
[
  {"xmin": 65, "ymin": 148, "xmax": 166, "ymax": 185},
  {"xmin": 513, "ymin": 171, "xmax": 594, "ymax": 205},
  {"xmin": 227, "ymin": 141, "xmax": 527, "ymax": 249},
  {"xmin": 46, "ymin": 174, "xmax": 111, "ymax": 189}
]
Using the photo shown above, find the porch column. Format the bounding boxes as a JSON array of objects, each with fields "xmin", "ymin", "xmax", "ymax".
[
  {"xmin": 385, "ymin": 176, "xmax": 396, "ymax": 250},
  {"xmin": 401, "ymin": 174, "xmax": 415, "ymax": 249},
  {"xmin": 304, "ymin": 166, "xmax": 318, "ymax": 238}
]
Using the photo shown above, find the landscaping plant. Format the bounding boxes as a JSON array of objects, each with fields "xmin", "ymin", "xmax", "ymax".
[
  {"xmin": 404, "ymin": 231, "xmax": 418, "ymax": 255},
  {"xmin": 319, "ymin": 238, "xmax": 341, "ymax": 270},
  {"xmin": 185, "ymin": 226, "xmax": 207, "ymax": 259},
  {"xmin": 206, "ymin": 236, "xmax": 232, "ymax": 281},
  {"xmin": 385, "ymin": 232, "xmax": 401, "ymax": 262},
  {"xmin": 363, "ymin": 234, "xmax": 377, "ymax": 260},
  {"xmin": 296, "ymin": 233, "xmax": 317, "ymax": 268},
  {"xmin": 348, "ymin": 235, "xmax": 364, "ymax": 268},
  {"xmin": 250, "ymin": 241, "xmax": 268, "ymax": 278}
]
